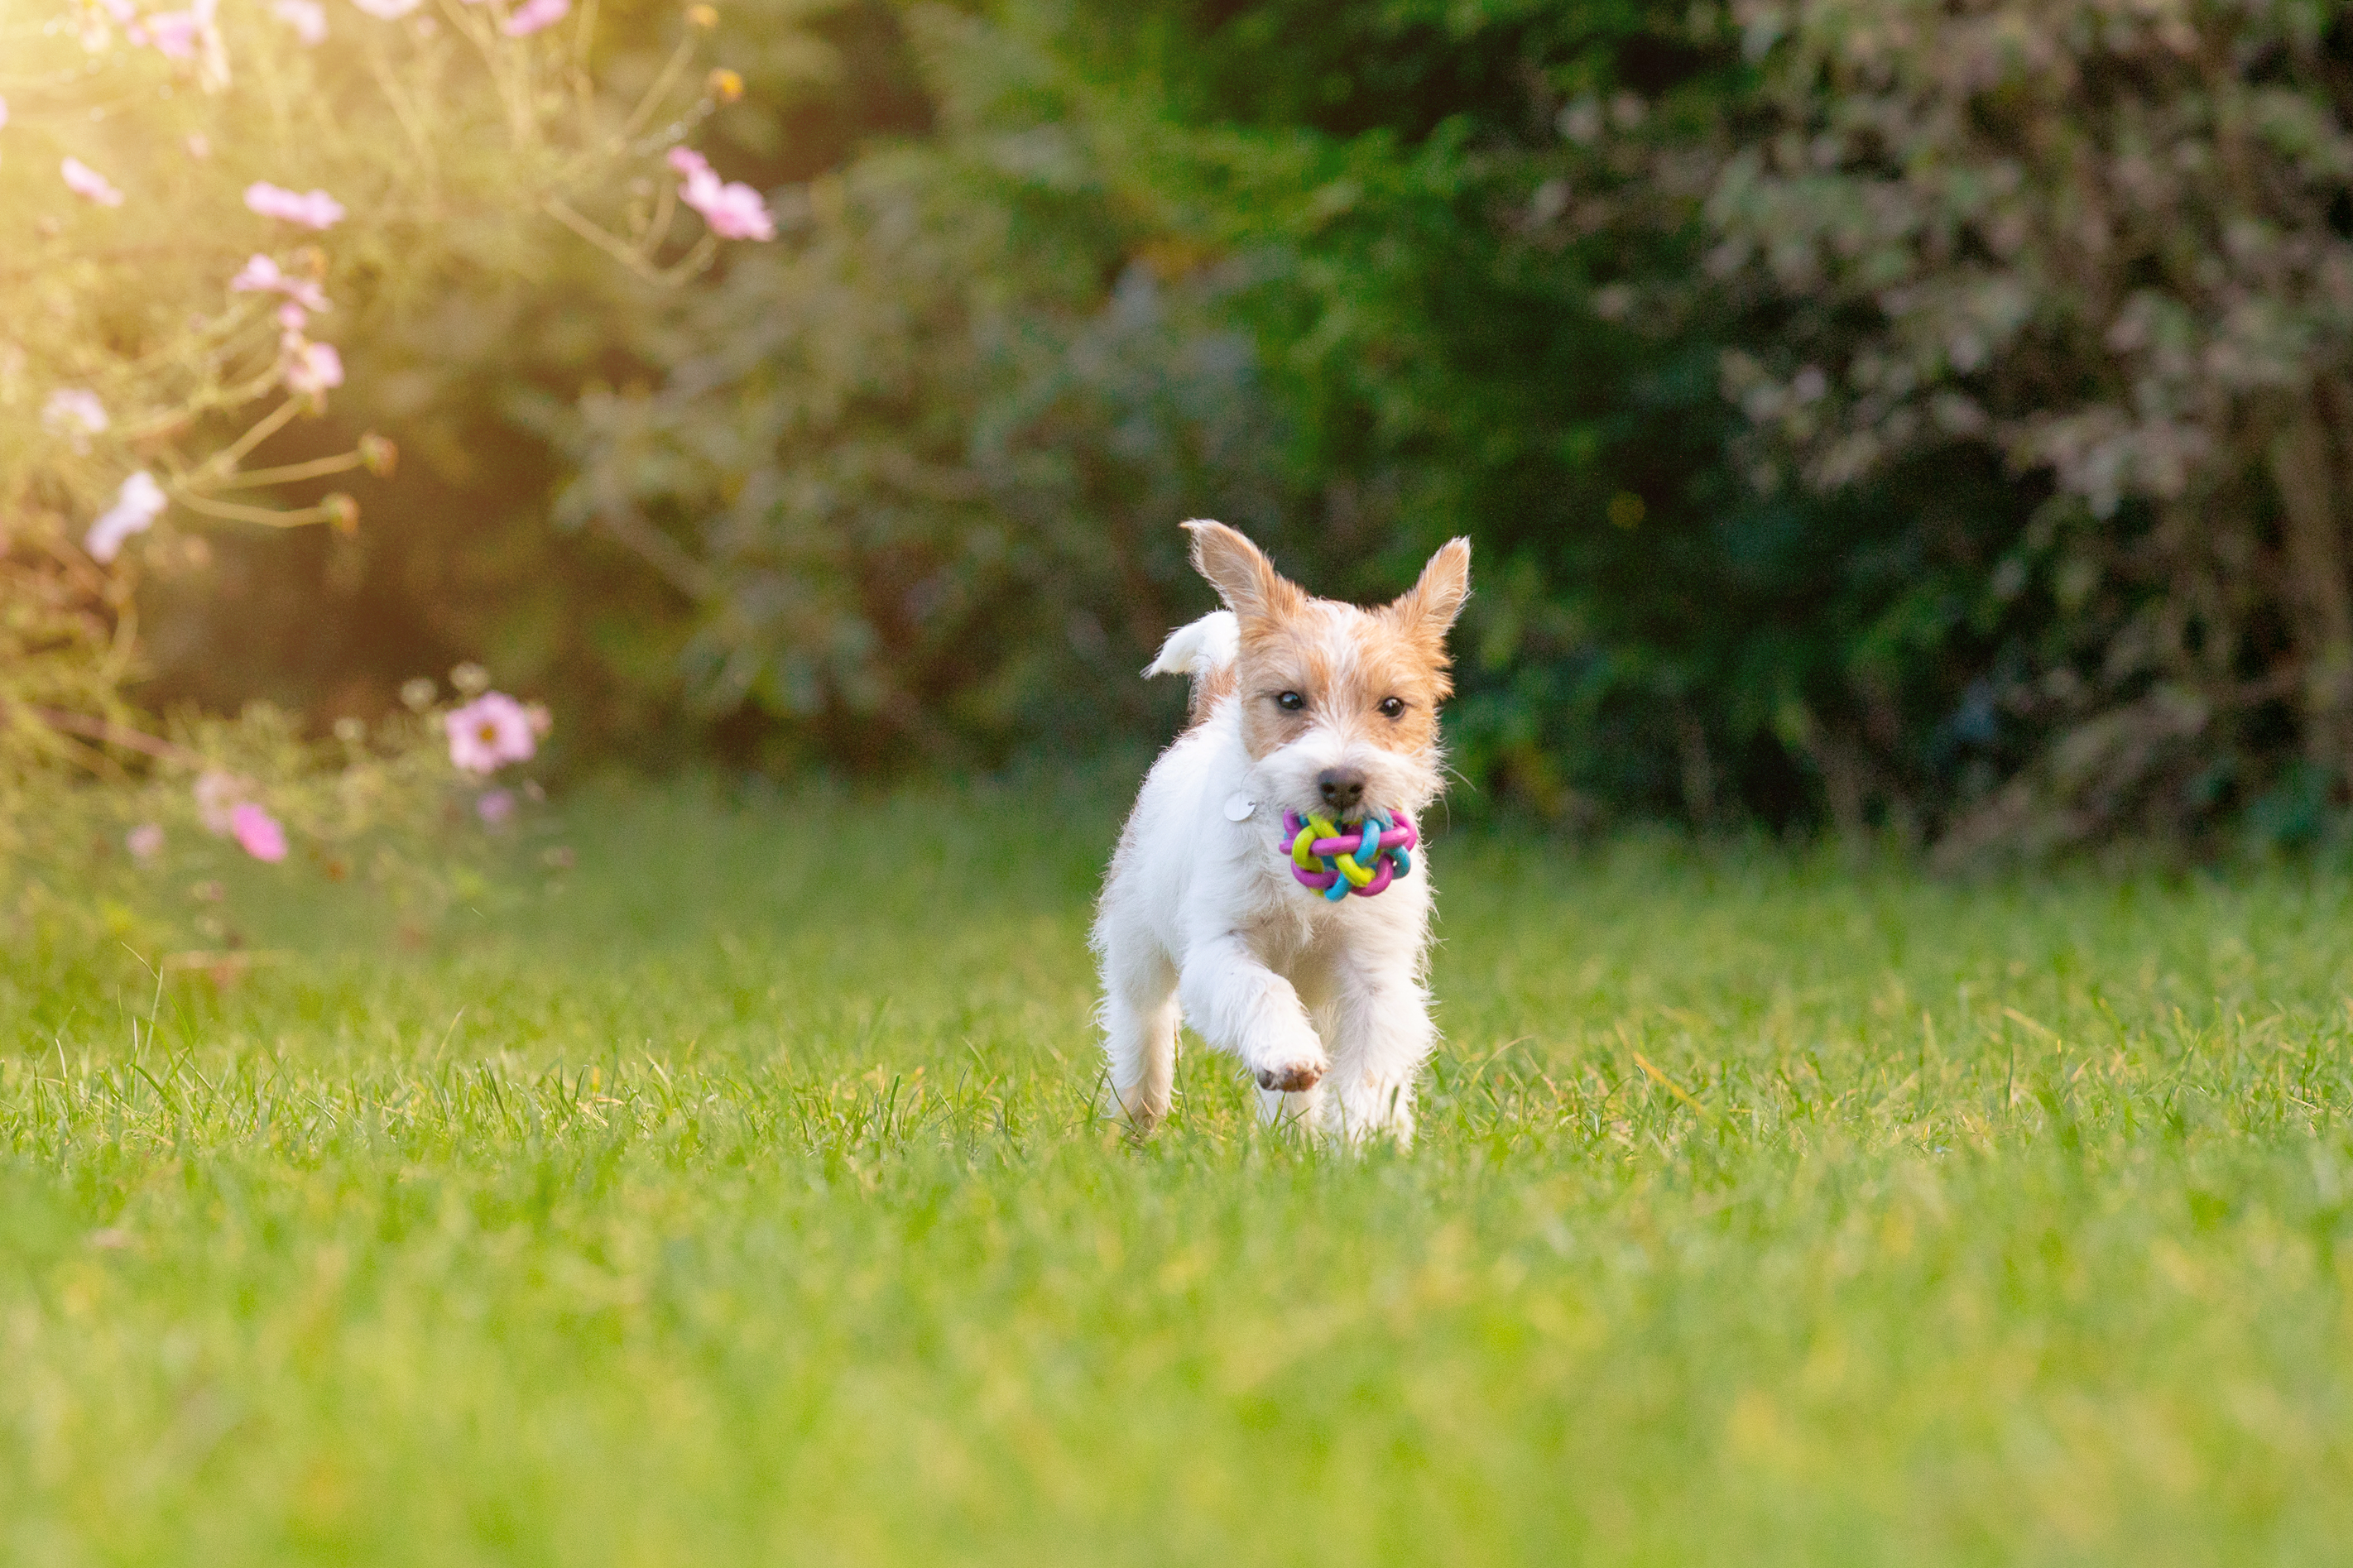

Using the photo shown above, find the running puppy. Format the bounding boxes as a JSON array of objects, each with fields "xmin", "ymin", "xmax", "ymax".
[{"xmin": 1092, "ymin": 520, "xmax": 1471, "ymax": 1142}]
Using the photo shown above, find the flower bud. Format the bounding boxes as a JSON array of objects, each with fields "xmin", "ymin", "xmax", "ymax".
[
  {"xmin": 324, "ymin": 492, "xmax": 359, "ymax": 534},
  {"xmin": 450, "ymin": 662, "xmax": 491, "ymax": 696},
  {"xmin": 401, "ymin": 677, "xmax": 438, "ymax": 712},
  {"xmin": 686, "ymin": 4, "xmax": 717, "ymax": 26},
  {"xmin": 358, "ymin": 433, "xmax": 398, "ymax": 477},
  {"xmin": 708, "ymin": 67, "xmax": 742, "ymax": 103},
  {"xmin": 333, "ymin": 716, "xmax": 367, "ymax": 744}
]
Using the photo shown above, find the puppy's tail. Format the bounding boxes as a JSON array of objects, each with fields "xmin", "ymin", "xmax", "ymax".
[
  {"xmin": 1145, "ymin": 611, "xmax": 1237, "ymax": 681},
  {"xmin": 1145, "ymin": 610, "xmax": 1238, "ymax": 722}
]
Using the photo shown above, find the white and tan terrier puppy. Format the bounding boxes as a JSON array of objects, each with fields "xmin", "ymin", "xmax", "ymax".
[{"xmin": 1092, "ymin": 520, "xmax": 1471, "ymax": 1142}]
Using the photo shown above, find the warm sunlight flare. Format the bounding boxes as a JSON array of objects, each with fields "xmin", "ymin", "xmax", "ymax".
[{"xmin": 2, "ymin": 0, "xmax": 763, "ymax": 901}]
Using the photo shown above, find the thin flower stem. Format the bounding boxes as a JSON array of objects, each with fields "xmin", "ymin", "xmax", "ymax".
[
  {"xmin": 169, "ymin": 491, "xmax": 341, "ymax": 529},
  {"xmin": 613, "ymin": 37, "xmax": 696, "ymax": 150},
  {"xmin": 652, "ymin": 235, "xmax": 717, "ymax": 283},
  {"xmin": 29, "ymin": 528, "xmax": 110, "ymax": 597},
  {"xmin": 436, "ymin": 0, "xmax": 535, "ymax": 149},
  {"xmin": 545, "ymin": 197, "xmax": 699, "ymax": 285},
  {"xmin": 109, "ymin": 322, "xmax": 283, "ymax": 436},
  {"xmin": 0, "ymin": 89, "xmax": 148, "ymax": 127},
  {"xmin": 594, "ymin": 502, "xmax": 716, "ymax": 598},
  {"xmin": 21, "ymin": 705, "xmax": 201, "ymax": 765},
  {"xmin": 108, "ymin": 408, "xmax": 194, "ymax": 443},
  {"xmin": 46, "ymin": 731, "xmax": 132, "ymax": 784},
  {"xmin": 633, "ymin": 180, "xmax": 679, "ymax": 258},
  {"xmin": 103, "ymin": 600, "xmax": 139, "ymax": 686},
  {"xmin": 4, "ymin": 707, "xmax": 133, "ymax": 784},
  {"xmin": 367, "ymin": 46, "xmax": 442, "ymax": 185},
  {"xmin": 208, "ymin": 452, "xmax": 367, "ymax": 490},
  {"xmin": 651, "ymin": 234, "xmax": 718, "ymax": 286},
  {"xmin": 573, "ymin": 0, "xmax": 600, "ymax": 74},
  {"xmin": 209, "ymin": 400, "xmax": 305, "ymax": 472},
  {"xmin": 118, "ymin": 357, "xmax": 291, "ymax": 444}
]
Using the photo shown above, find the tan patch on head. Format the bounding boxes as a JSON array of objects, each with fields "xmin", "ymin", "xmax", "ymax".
[
  {"xmin": 1179, "ymin": 521, "xmax": 1472, "ymax": 760},
  {"xmin": 1236, "ymin": 602, "xmax": 1454, "ymax": 760}
]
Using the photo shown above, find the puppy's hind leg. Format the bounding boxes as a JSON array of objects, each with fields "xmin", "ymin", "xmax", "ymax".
[{"xmin": 1098, "ymin": 938, "xmax": 1180, "ymax": 1134}]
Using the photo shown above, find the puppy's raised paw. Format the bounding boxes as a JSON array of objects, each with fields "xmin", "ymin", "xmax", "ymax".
[{"xmin": 1256, "ymin": 1061, "xmax": 1325, "ymax": 1093}]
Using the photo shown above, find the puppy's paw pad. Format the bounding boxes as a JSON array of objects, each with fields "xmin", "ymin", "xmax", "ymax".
[{"xmin": 1256, "ymin": 1062, "xmax": 1324, "ymax": 1093}]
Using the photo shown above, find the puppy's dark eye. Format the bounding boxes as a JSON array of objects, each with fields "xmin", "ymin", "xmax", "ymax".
[
  {"xmin": 1378, "ymin": 697, "xmax": 1406, "ymax": 719},
  {"xmin": 1275, "ymin": 691, "xmax": 1305, "ymax": 712}
]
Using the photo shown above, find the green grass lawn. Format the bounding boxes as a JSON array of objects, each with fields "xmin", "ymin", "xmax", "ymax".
[{"xmin": 7, "ymin": 777, "xmax": 2353, "ymax": 1565}]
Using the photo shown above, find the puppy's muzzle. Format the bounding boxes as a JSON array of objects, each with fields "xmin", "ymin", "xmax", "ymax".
[{"xmin": 1316, "ymin": 767, "xmax": 1366, "ymax": 814}]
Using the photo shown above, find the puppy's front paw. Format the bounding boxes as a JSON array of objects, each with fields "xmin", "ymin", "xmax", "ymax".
[{"xmin": 1256, "ymin": 1059, "xmax": 1325, "ymax": 1093}]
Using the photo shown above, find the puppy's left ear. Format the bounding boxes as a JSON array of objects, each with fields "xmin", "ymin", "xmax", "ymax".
[{"xmin": 1390, "ymin": 538, "xmax": 1472, "ymax": 640}]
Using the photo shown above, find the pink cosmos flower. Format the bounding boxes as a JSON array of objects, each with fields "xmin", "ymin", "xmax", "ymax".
[
  {"xmin": 62, "ymin": 157, "xmax": 125, "ymax": 207},
  {"xmin": 667, "ymin": 146, "xmax": 776, "ymax": 242},
  {"xmin": 143, "ymin": 0, "xmax": 228, "ymax": 89},
  {"xmin": 127, "ymin": 823, "xmax": 166, "ymax": 862},
  {"xmin": 284, "ymin": 340, "xmax": 344, "ymax": 397},
  {"xmin": 194, "ymin": 771, "xmax": 243, "ymax": 835},
  {"xmin": 86, "ymin": 472, "xmax": 166, "ymax": 562},
  {"xmin": 476, "ymin": 788, "xmax": 516, "ymax": 827},
  {"xmin": 43, "ymin": 389, "xmax": 110, "ymax": 451},
  {"xmin": 145, "ymin": 7, "xmax": 201, "ymax": 55},
  {"xmin": 444, "ymin": 691, "xmax": 538, "ymax": 774},
  {"xmin": 502, "ymin": 0, "xmax": 569, "ymax": 35},
  {"xmin": 79, "ymin": 0, "xmax": 134, "ymax": 50},
  {"xmin": 231, "ymin": 803, "xmax": 287, "ymax": 862},
  {"xmin": 691, "ymin": 183, "xmax": 775, "ymax": 242},
  {"xmin": 245, "ymin": 181, "xmax": 344, "ymax": 230},
  {"xmin": 272, "ymin": 0, "xmax": 328, "ymax": 43},
  {"xmin": 232, "ymin": 253, "xmax": 331, "ymax": 314}
]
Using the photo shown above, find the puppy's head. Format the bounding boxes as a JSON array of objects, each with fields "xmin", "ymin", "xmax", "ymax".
[{"xmin": 1184, "ymin": 519, "xmax": 1470, "ymax": 825}]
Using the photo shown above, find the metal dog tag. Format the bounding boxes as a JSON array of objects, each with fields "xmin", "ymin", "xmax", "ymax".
[{"xmin": 1222, "ymin": 792, "xmax": 1256, "ymax": 822}]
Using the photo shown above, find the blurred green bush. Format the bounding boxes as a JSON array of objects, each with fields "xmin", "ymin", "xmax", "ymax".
[{"xmin": 141, "ymin": 0, "xmax": 2353, "ymax": 855}]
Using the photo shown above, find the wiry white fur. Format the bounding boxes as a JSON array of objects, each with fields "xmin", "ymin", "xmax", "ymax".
[{"xmin": 1091, "ymin": 614, "xmax": 1443, "ymax": 1144}]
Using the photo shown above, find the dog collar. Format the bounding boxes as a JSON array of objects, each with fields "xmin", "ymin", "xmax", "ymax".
[{"xmin": 1283, "ymin": 808, "xmax": 1416, "ymax": 900}]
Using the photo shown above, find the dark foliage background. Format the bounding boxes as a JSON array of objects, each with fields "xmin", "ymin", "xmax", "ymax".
[{"xmin": 142, "ymin": 0, "xmax": 2353, "ymax": 856}]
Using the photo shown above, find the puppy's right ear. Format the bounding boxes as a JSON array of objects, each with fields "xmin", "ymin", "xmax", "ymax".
[{"xmin": 1184, "ymin": 520, "xmax": 1302, "ymax": 624}]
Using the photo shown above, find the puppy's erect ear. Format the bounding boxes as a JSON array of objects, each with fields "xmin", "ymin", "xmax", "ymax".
[
  {"xmin": 1390, "ymin": 537, "xmax": 1472, "ymax": 642},
  {"xmin": 1184, "ymin": 520, "xmax": 1302, "ymax": 624}
]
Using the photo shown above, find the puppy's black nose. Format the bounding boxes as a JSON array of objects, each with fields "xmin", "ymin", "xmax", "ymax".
[{"xmin": 1317, "ymin": 768, "xmax": 1366, "ymax": 812}]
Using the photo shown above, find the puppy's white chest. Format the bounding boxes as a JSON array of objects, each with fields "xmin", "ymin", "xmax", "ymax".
[{"xmin": 1237, "ymin": 883, "xmax": 1366, "ymax": 981}]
